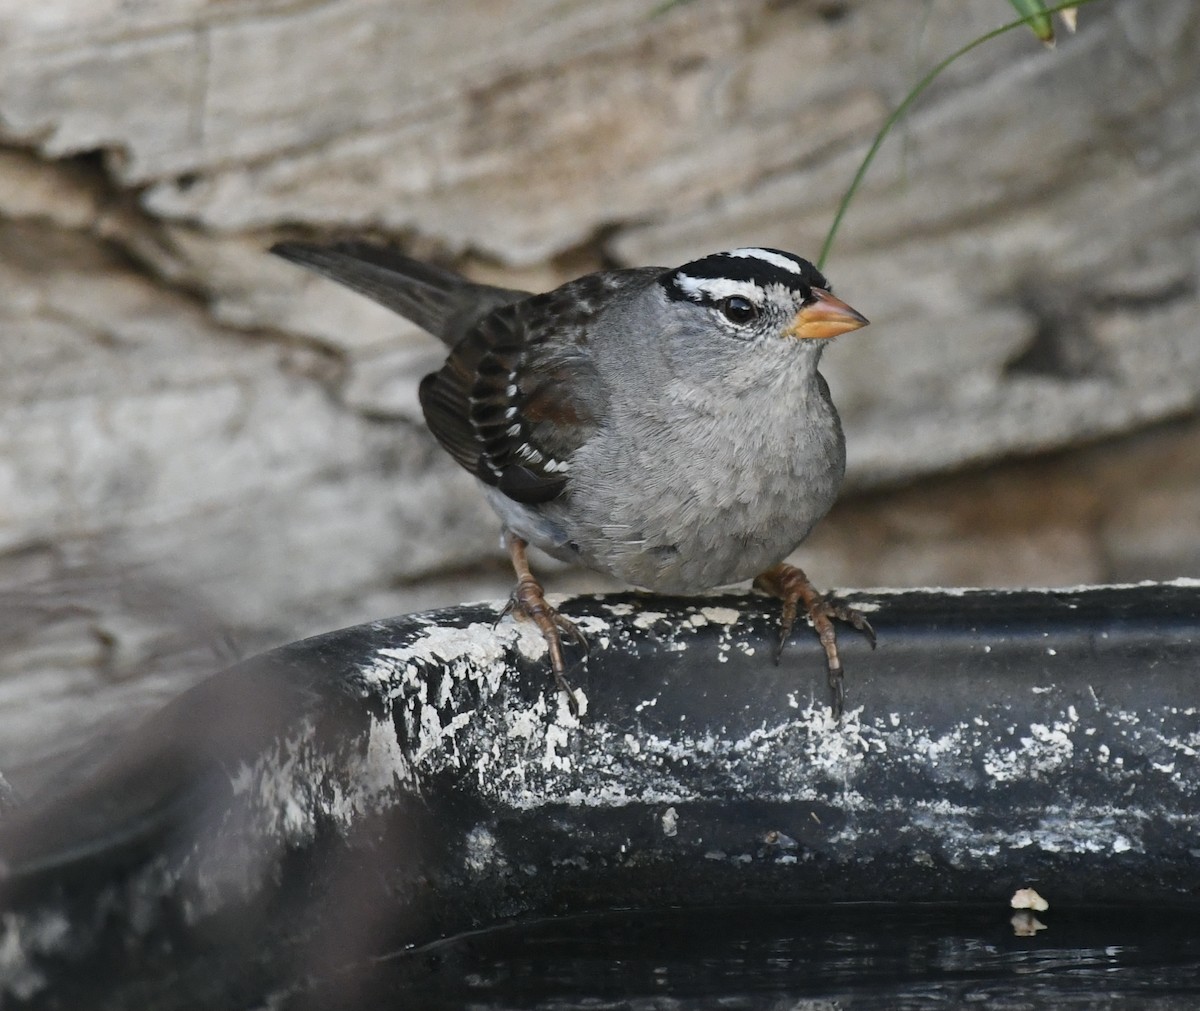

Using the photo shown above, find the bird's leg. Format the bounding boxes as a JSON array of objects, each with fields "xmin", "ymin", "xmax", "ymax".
[
  {"xmin": 500, "ymin": 532, "xmax": 584, "ymax": 716},
  {"xmin": 753, "ymin": 562, "xmax": 876, "ymax": 719}
]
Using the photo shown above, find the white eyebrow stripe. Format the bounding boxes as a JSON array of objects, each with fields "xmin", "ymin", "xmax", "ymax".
[
  {"xmin": 674, "ymin": 274, "xmax": 765, "ymax": 303},
  {"xmin": 726, "ymin": 247, "xmax": 804, "ymax": 274}
]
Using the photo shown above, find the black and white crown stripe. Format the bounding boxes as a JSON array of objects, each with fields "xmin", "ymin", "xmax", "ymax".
[
  {"xmin": 673, "ymin": 274, "xmax": 772, "ymax": 305},
  {"xmin": 661, "ymin": 247, "xmax": 830, "ymax": 307},
  {"xmin": 726, "ymin": 247, "xmax": 814, "ymax": 274}
]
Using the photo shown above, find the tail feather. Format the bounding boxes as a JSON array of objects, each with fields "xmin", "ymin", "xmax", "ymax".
[{"xmin": 270, "ymin": 241, "xmax": 528, "ymax": 345}]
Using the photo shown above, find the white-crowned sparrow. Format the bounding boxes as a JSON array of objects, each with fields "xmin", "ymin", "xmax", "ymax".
[{"xmin": 272, "ymin": 241, "xmax": 874, "ymax": 716}]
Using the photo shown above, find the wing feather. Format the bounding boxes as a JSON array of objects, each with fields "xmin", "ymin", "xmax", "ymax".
[{"xmin": 419, "ymin": 272, "xmax": 653, "ymax": 504}]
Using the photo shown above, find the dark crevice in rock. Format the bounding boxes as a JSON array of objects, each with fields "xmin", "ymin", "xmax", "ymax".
[
  {"xmin": 1, "ymin": 140, "xmax": 350, "ymax": 383},
  {"xmin": 557, "ymin": 220, "xmax": 631, "ymax": 272},
  {"xmin": 1096, "ymin": 275, "xmax": 1196, "ymax": 312},
  {"xmin": 1005, "ymin": 320, "xmax": 1103, "ymax": 382},
  {"xmin": 1005, "ymin": 286, "xmax": 1110, "ymax": 381},
  {"xmin": 1005, "ymin": 273, "xmax": 1196, "ymax": 382},
  {"xmin": 814, "ymin": 1, "xmax": 852, "ymax": 23}
]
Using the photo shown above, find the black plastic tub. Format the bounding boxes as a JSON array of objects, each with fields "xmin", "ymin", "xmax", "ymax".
[{"xmin": 1, "ymin": 580, "xmax": 1198, "ymax": 1008}]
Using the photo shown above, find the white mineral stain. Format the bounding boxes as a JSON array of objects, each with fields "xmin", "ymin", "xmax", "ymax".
[
  {"xmin": 559, "ymin": 688, "xmax": 586, "ymax": 722},
  {"xmin": 464, "ymin": 825, "xmax": 501, "ymax": 873},
  {"xmin": 390, "ymin": 621, "xmax": 509, "ymax": 667},
  {"xmin": 661, "ymin": 807, "xmax": 678, "ymax": 837},
  {"xmin": 543, "ymin": 723, "xmax": 572, "ymax": 772},
  {"xmin": 572, "ymin": 615, "xmax": 613, "ymax": 637},
  {"xmin": 699, "ymin": 606, "xmax": 740, "ymax": 625},
  {"xmin": 230, "ymin": 762, "xmax": 254, "ymax": 795},
  {"xmin": 511, "ymin": 622, "xmax": 553, "ymax": 662},
  {"xmin": 983, "ymin": 722, "xmax": 1074, "ymax": 782},
  {"xmin": 508, "ymin": 708, "xmax": 541, "ymax": 741},
  {"xmin": 355, "ymin": 715, "xmax": 413, "ymax": 799},
  {"xmin": 414, "ymin": 701, "xmax": 444, "ymax": 762},
  {"xmin": 839, "ymin": 577, "xmax": 1196, "ymax": 599},
  {"xmin": 0, "ymin": 909, "xmax": 70, "ymax": 1001}
]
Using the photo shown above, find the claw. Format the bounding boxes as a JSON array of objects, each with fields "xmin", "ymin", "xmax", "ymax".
[
  {"xmin": 755, "ymin": 563, "xmax": 874, "ymax": 718},
  {"xmin": 556, "ymin": 612, "xmax": 590, "ymax": 653},
  {"xmin": 827, "ymin": 661, "xmax": 845, "ymax": 721},
  {"xmin": 829, "ymin": 602, "xmax": 877, "ymax": 649},
  {"xmin": 755, "ymin": 571, "xmax": 797, "ymax": 664}
]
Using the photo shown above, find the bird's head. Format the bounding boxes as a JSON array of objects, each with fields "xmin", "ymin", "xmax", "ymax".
[{"xmin": 657, "ymin": 247, "xmax": 868, "ymax": 350}]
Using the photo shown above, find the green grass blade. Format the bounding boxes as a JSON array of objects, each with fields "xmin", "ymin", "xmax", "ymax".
[
  {"xmin": 1009, "ymin": 0, "xmax": 1057, "ymax": 44},
  {"xmin": 818, "ymin": 0, "xmax": 1099, "ymax": 270}
]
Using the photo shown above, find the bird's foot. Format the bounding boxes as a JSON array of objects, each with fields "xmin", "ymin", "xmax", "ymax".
[
  {"xmin": 501, "ymin": 534, "xmax": 586, "ymax": 716},
  {"xmin": 753, "ymin": 563, "xmax": 876, "ymax": 720}
]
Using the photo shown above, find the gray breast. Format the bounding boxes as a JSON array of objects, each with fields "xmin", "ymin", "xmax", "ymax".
[{"xmin": 549, "ymin": 363, "xmax": 846, "ymax": 593}]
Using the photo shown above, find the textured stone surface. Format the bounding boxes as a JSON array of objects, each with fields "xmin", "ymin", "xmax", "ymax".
[
  {"xmin": 0, "ymin": 1, "xmax": 1197, "ymax": 786},
  {"xmin": 802, "ymin": 415, "xmax": 1200, "ymax": 591}
]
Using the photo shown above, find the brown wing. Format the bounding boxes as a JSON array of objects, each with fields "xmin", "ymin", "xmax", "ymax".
[{"xmin": 419, "ymin": 270, "xmax": 650, "ymax": 505}]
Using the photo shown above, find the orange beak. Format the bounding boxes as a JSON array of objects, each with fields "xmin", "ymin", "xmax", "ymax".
[{"xmin": 784, "ymin": 288, "xmax": 869, "ymax": 340}]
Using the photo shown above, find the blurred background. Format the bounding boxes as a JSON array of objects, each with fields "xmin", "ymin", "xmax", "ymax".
[{"xmin": 0, "ymin": 0, "xmax": 1197, "ymax": 794}]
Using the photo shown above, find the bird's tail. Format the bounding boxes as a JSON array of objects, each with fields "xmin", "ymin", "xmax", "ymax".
[{"xmin": 270, "ymin": 240, "xmax": 528, "ymax": 346}]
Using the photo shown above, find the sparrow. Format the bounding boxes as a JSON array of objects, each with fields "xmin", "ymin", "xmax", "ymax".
[{"xmin": 271, "ymin": 241, "xmax": 874, "ymax": 716}]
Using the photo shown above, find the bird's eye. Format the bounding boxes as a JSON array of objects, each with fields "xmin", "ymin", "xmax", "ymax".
[{"xmin": 719, "ymin": 295, "xmax": 759, "ymax": 325}]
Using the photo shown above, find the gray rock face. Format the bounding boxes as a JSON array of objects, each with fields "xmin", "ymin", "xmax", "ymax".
[{"xmin": 0, "ymin": 2, "xmax": 1197, "ymax": 787}]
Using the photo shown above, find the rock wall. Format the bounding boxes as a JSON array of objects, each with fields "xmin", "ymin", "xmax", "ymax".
[{"xmin": 0, "ymin": 0, "xmax": 1197, "ymax": 791}]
